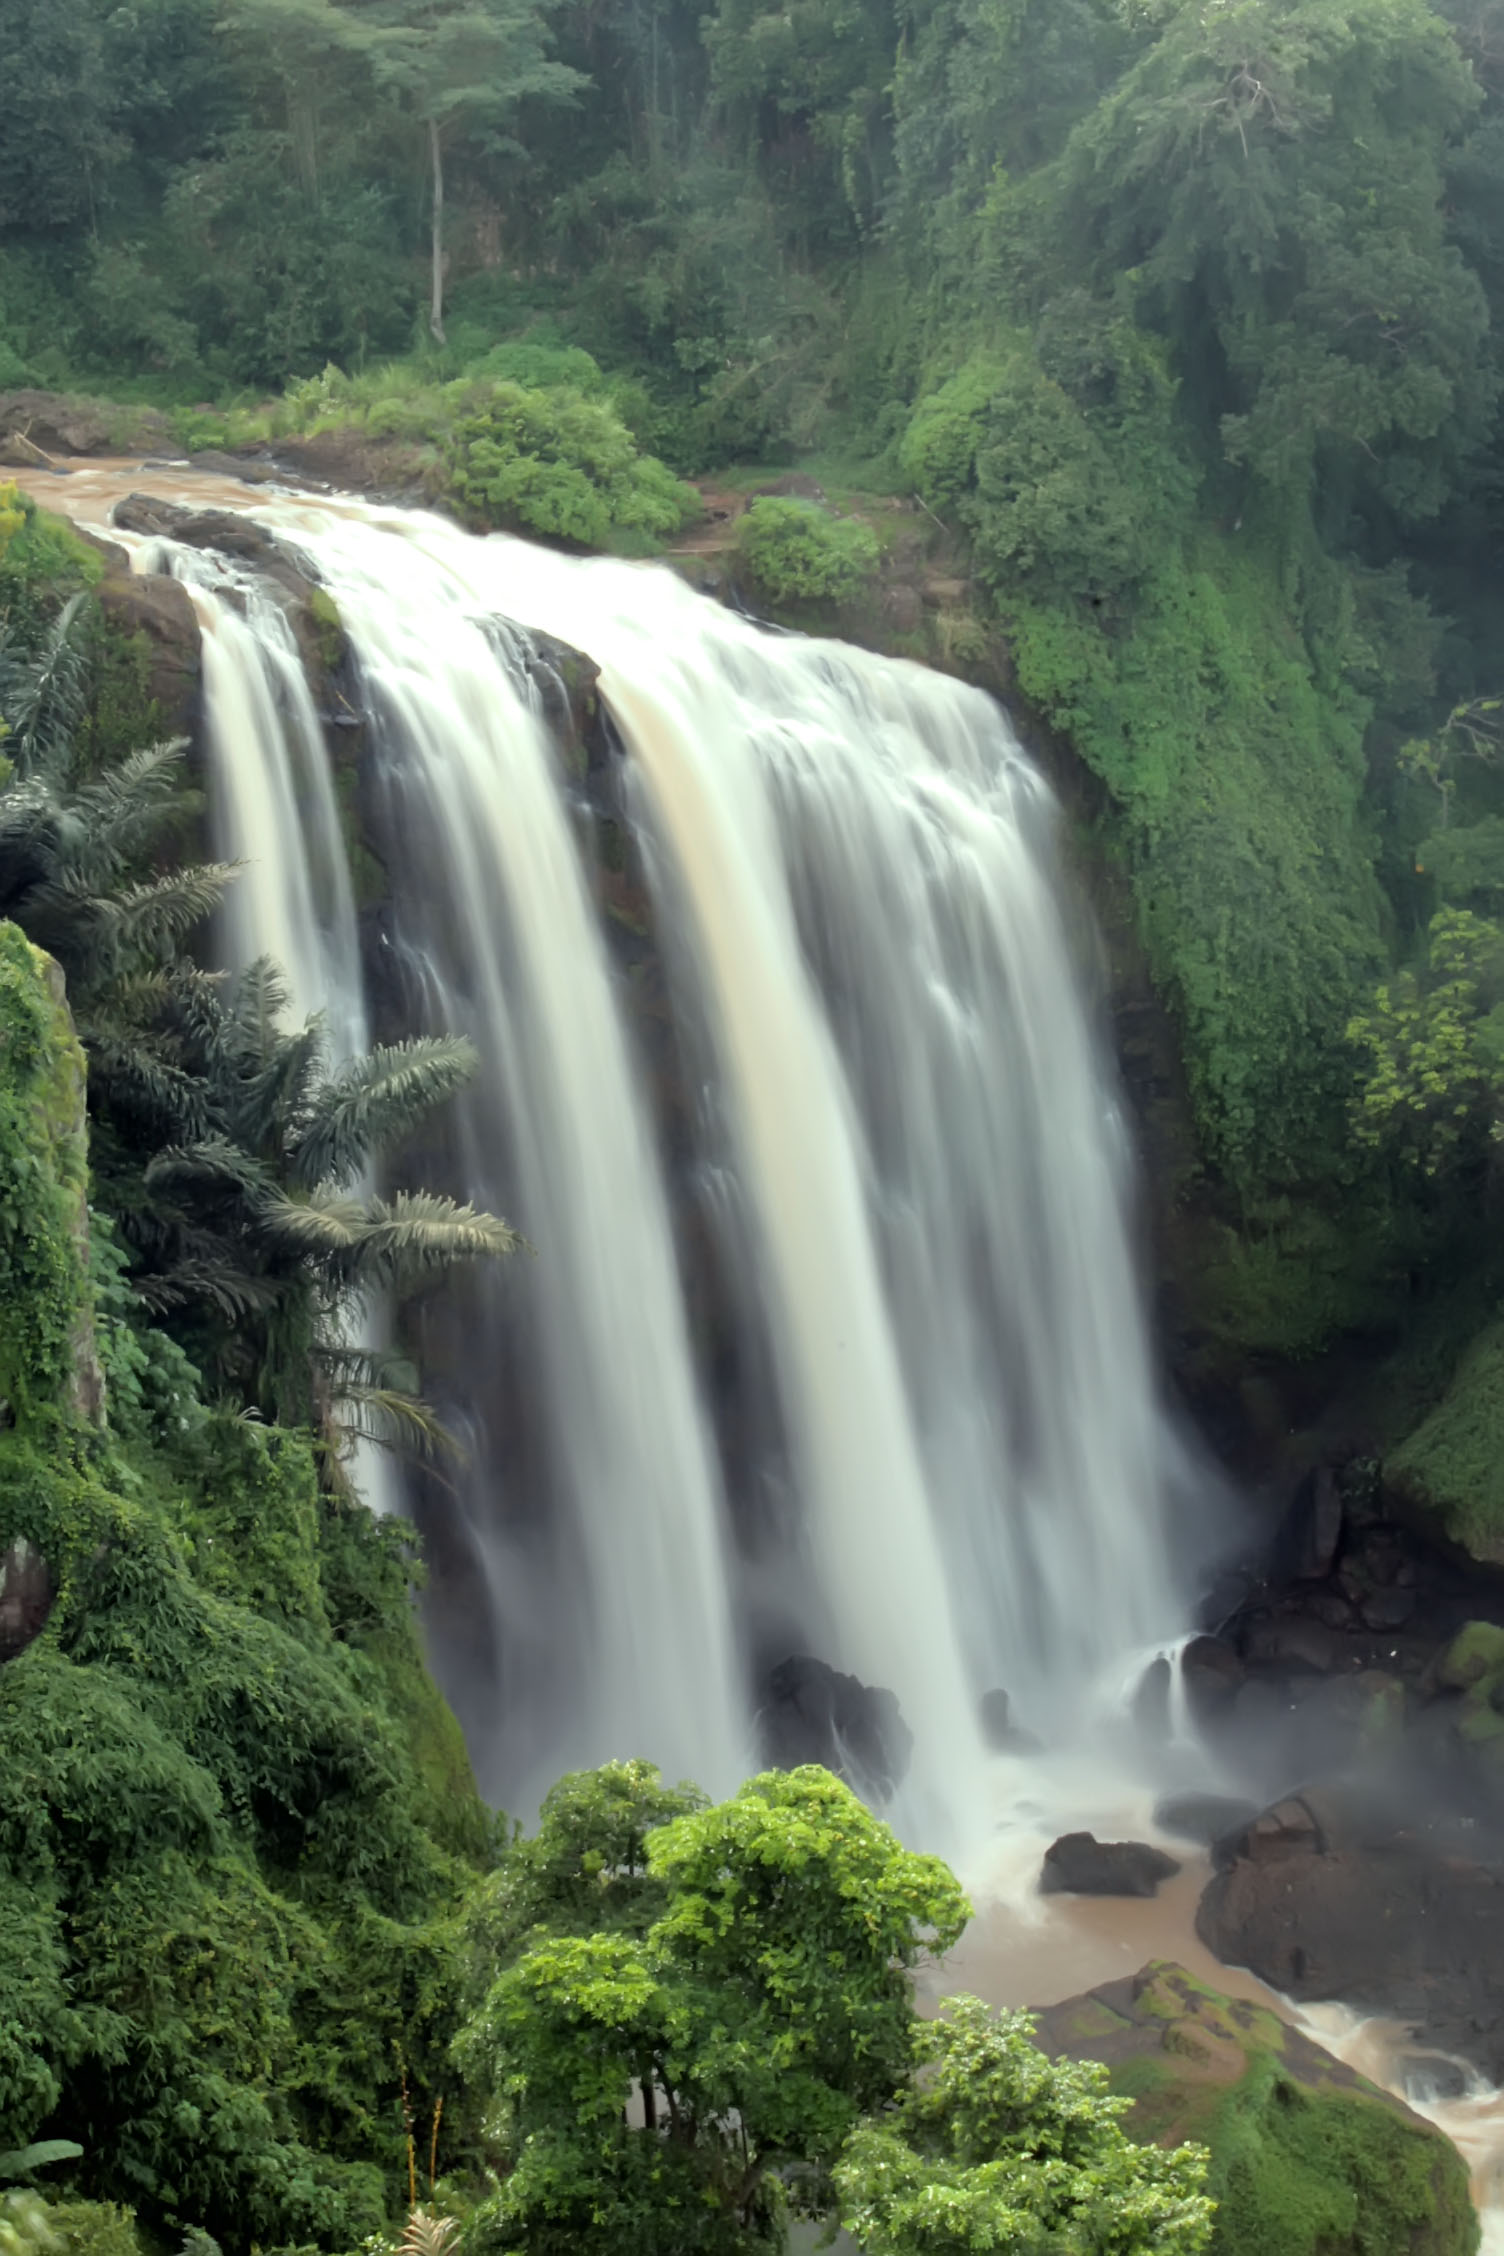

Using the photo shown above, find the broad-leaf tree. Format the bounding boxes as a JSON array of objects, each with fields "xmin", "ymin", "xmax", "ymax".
[
  {"xmin": 457, "ymin": 1763, "xmax": 971, "ymax": 2255},
  {"xmin": 834, "ymin": 1993, "xmax": 1215, "ymax": 2256},
  {"xmin": 351, "ymin": 0, "xmax": 584, "ymax": 341}
]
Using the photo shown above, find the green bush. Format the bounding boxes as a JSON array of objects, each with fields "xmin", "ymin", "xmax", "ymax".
[
  {"xmin": 734, "ymin": 497, "xmax": 881, "ymax": 604},
  {"xmin": 446, "ymin": 382, "xmax": 696, "ymax": 548}
]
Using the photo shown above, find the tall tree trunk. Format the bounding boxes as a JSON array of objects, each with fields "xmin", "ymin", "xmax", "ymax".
[{"xmin": 429, "ymin": 117, "xmax": 447, "ymax": 345}]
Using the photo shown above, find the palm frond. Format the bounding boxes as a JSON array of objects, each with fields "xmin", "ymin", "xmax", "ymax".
[
  {"xmin": 291, "ymin": 1034, "xmax": 479, "ymax": 1190},
  {"xmin": 67, "ymin": 739, "xmax": 197, "ymax": 875},
  {"xmin": 132, "ymin": 1260, "xmax": 282, "ymax": 1321},
  {"xmin": 236, "ymin": 1013, "xmax": 326, "ymax": 1158},
  {"xmin": 256, "ymin": 1189, "xmax": 368, "ymax": 1258},
  {"xmin": 1, "ymin": 595, "xmax": 90, "ymax": 776},
  {"xmin": 226, "ymin": 956, "xmax": 295, "ymax": 1069},
  {"xmin": 330, "ymin": 1382, "xmax": 463, "ymax": 1463},
  {"xmin": 145, "ymin": 1137, "xmax": 275, "ymax": 1204},
  {"xmin": 84, "ymin": 1037, "xmax": 216, "ymax": 1144},
  {"xmin": 339, "ymin": 1192, "xmax": 523, "ymax": 1294},
  {"xmin": 104, "ymin": 862, "xmax": 240, "ymax": 955}
]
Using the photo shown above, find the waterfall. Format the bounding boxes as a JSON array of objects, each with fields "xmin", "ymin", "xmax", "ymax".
[{"xmin": 107, "ymin": 484, "xmax": 1187, "ymax": 1844}]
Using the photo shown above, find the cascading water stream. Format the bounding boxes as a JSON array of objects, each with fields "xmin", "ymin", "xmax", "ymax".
[
  {"xmin": 250, "ymin": 497, "xmax": 1187, "ymax": 1847},
  {"xmin": 73, "ymin": 472, "xmax": 1193, "ymax": 1850},
  {"xmin": 127, "ymin": 534, "xmax": 401, "ymax": 1520},
  {"xmin": 251, "ymin": 514, "xmax": 750, "ymax": 1807}
]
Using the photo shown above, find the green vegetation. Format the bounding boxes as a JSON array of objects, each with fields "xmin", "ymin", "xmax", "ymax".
[
  {"xmin": 452, "ymin": 1761, "xmax": 1211, "ymax": 2256},
  {"xmin": 834, "ymin": 1993, "xmax": 1214, "ymax": 2255},
  {"xmin": 734, "ymin": 498, "xmax": 881, "ymax": 605}
]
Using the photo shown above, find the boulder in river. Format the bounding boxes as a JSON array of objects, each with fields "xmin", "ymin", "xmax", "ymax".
[
  {"xmin": 1039, "ymin": 1832, "xmax": 1180, "ymax": 1897},
  {"xmin": 1033, "ymin": 1960, "xmax": 1476, "ymax": 2256},
  {"xmin": 1198, "ymin": 1786, "xmax": 1504, "ymax": 2080}
]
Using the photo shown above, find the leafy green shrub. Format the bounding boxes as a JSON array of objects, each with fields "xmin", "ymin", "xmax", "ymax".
[
  {"xmin": 446, "ymin": 383, "xmax": 696, "ymax": 547},
  {"xmin": 735, "ymin": 497, "xmax": 880, "ymax": 604},
  {"xmin": 1347, "ymin": 908, "xmax": 1504, "ymax": 1180}
]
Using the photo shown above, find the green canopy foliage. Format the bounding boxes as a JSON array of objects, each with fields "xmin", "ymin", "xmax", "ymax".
[
  {"xmin": 457, "ymin": 1762, "xmax": 971, "ymax": 2254},
  {"xmin": 834, "ymin": 1993, "xmax": 1215, "ymax": 2255}
]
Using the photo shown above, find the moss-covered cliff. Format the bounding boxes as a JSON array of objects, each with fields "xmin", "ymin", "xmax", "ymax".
[{"xmin": 0, "ymin": 923, "xmax": 490, "ymax": 2252}]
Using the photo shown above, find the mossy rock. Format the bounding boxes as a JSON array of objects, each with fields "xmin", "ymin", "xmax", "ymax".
[
  {"xmin": 0, "ymin": 925, "xmax": 99, "ymax": 1425},
  {"xmin": 1388, "ymin": 1321, "xmax": 1504, "ymax": 1561},
  {"xmin": 1438, "ymin": 1620, "xmax": 1504, "ymax": 1690},
  {"xmin": 1034, "ymin": 1962, "xmax": 1478, "ymax": 2256}
]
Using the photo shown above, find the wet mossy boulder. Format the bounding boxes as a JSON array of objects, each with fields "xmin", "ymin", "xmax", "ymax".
[{"xmin": 1033, "ymin": 1962, "xmax": 1478, "ymax": 2256}]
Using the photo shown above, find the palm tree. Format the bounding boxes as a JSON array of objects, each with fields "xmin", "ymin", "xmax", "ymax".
[
  {"xmin": 2, "ymin": 592, "xmax": 519, "ymax": 1463},
  {"xmin": 0, "ymin": 597, "xmax": 236, "ymax": 1032},
  {"xmin": 125, "ymin": 956, "xmax": 520, "ymax": 1439}
]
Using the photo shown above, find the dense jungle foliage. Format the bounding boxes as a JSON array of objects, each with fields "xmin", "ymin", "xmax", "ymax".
[{"xmin": 9, "ymin": 0, "xmax": 1504, "ymax": 1390}]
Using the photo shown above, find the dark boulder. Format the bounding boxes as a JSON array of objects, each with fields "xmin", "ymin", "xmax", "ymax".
[
  {"xmin": 757, "ymin": 1655, "xmax": 913, "ymax": 1799},
  {"xmin": 1180, "ymin": 1633, "xmax": 1244, "ymax": 1721},
  {"xmin": 1039, "ymin": 1831, "xmax": 1181, "ymax": 1897},
  {"xmin": 977, "ymin": 1685, "xmax": 1041, "ymax": 1755},
  {"xmin": 1275, "ymin": 1463, "xmax": 1345, "ymax": 1582},
  {"xmin": 1238, "ymin": 1614, "xmax": 1344, "ymax": 1673},
  {"xmin": 94, "ymin": 571, "xmax": 201, "ymax": 742},
  {"xmin": 0, "ymin": 1539, "xmax": 55, "ymax": 1662},
  {"xmin": 1198, "ymin": 1787, "xmax": 1504, "ymax": 2080}
]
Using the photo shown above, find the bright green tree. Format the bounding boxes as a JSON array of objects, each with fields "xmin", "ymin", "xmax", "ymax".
[
  {"xmin": 457, "ymin": 1763, "xmax": 971, "ymax": 2254},
  {"xmin": 1347, "ymin": 905, "xmax": 1504, "ymax": 1179},
  {"xmin": 834, "ymin": 1993, "xmax": 1215, "ymax": 2256}
]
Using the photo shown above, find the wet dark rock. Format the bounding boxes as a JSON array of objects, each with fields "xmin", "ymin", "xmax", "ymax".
[
  {"xmin": 977, "ymin": 1686, "xmax": 1041, "ymax": 1755},
  {"xmin": 1154, "ymin": 1792, "xmax": 1260, "ymax": 1846},
  {"xmin": 757, "ymin": 1655, "xmax": 913, "ymax": 1799},
  {"xmin": 0, "ymin": 1539, "xmax": 55, "ymax": 1662},
  {"xmin": 1039, "ymin": 1832, "xmax": 1181, "ymax": 1897},
  {"xmin": 1276, "ymin": 1463, "xmax": 1345, "ymax": 1582},
  {"xmin": 1400, "ymin": 2056, "xmax": 1471, "ymax": 2105},
  {"xmin": 94, "ymin": 571, "xmax": 200, "ymax": 742},
  {"xmin": 1180, "ymin": 1632, "xmax": 1244, "ymax": 1720},
  {"xmin": 1198, "ymin": 1787, "xmax": 1504, "ymax": 2080},
  {"xmin": 1239, "ymin": 1615, "xmax": 1344, "ymax": 1673},
  {"xmin": 1361, "ymin": 1586, "xmax": 1418, "ymax": 1632}
]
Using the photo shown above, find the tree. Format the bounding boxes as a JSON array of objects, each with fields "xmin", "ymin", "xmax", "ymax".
[
  {"xmin": 834, "ymin": 1993, "xmax": 1215, "ymax": 2256},
  {"xmin": 456, "ymin": 1763, "xmax": 971, "ymax": 2255},
  {"xmin": 351, "ymin": 0, "xmax": 584, "ymax": 342},
  {"xmin": 1347, "ymin": 906, "xmax": 1504, "ymax": 1180},
  {"xmin": 1056, "ymin": 0, "xmax": 1495, "ymax": 526},
  {"xmin": 122, "ymin": 955, "xmax": 519, "ymax": 1436}
]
